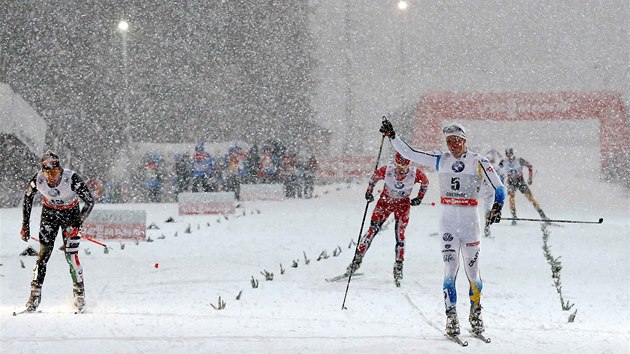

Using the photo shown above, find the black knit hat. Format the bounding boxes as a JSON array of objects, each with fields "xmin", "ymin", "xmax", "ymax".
[{"xmin": 41, "ymin": 150, "xmax": 61, "ymax": 170}]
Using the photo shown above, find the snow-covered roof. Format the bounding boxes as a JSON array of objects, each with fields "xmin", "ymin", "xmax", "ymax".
[{"xmin": 0, "ymin": 83, "xmax": 47, "ymax": 155}]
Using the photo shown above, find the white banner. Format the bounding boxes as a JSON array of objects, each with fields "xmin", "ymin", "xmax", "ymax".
[{"xmin": 82, "ymin": 209, "xmax": 146, "ymax": 240}]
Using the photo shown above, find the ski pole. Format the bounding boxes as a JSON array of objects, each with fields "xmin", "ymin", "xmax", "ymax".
[
  {"xmin": 501, "ymin": 217, "xmax": 603, "ymax": 224},
  {"xmin": 80, "ymin": 234, "xmax": 110, "ymax": 248},
  {"xmin": 342, "ymin": 126, "xmax": 387, "ymax": 310}
]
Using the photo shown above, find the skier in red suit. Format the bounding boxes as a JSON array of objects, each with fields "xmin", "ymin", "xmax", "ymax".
[{"xmin": 346, "ymin": 152, "xmax": 429, "ymax": 286}]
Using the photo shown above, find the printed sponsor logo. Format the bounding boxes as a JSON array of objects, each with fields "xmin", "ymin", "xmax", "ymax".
[
  {"xmin": 452, "ymin": 161, "xmax": 465, "ymax": 172},
  {"xmin": 466, "ymin": 241, "xmax": 480, "ymax": 247},
  {"xmin": 443, "ymin": 233, "xmax": 454, "ymax": 241},
  {"xmin": 445, "ymin": 191, "xmax": 467, "ymax": 198},
  {"xmin": 394, "ymin": 181, "xmax": 404, "ymax": 189},
  {"xmin": 443, "ymin": 254, "xmax": 455, "ymax": 262},
  {"xmin": 468, "ymin": 250, "xmax": 479, "ymax": 267},
  {"xmin": 441, "ymin": 197, "xmax": 478, "ymax": 206},
  {"xmin": 444, "ymin": 244, "xmax": 451, "ymax": 249},
  {"xmin": 486, "ymin": 165, "xmax": 495, "ymax": 173},
  {"xmin": 48, "ymin": 188, "xmax": 61, "ymax": 197}
]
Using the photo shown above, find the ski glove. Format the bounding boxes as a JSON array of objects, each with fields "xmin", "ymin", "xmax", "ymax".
[
  {"xmin": 527, "ymin": 178, "xmax": 533, "ymax": 185},
  {"xmin": 365, "ymin": 192, "xmax": 374, "ymax": 203},
  {"xmin": 487, "ymin": 202, "xmax": 503, "ymax": 224},
  {"xmin": 410, "ymin": 197, "xmax": 423, "ymax": 206},
  {"xmin": 379, "ymin": 119, "xmax": 396, "ymax": 139},
  {"xmin": 20, "ymin": 226, "xmax": 30, "ymax": 242}
]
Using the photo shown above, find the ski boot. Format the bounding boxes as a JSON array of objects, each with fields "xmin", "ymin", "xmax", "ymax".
[
  {"xmin": 393, "ymin": 260, "xmax": 403, "ymax": 287},
  {"xmin": 469, "ymin": 305, "xmax": 485, "ymax": 335},
  {"xmin": 445, "ymin": 307, "xmax": 460, "ymax": 336},
  {"xmin": 73, "ymin": 282, "xmax": 86, "ymax": 313},
  {"xmin": 511, "ymin": 212, "xmax": 517, "ymax": 226},
  {"xmin": 346, "ymin": 254, "xmax": 363, "ymax": 276},
  {"xmin": 25, "ymin": 285, "xmax": 42, "ymax": 312}
]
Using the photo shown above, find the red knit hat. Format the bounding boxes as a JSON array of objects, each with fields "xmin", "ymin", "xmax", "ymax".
[{"xmin": 394, "ymin": 152, "xmax": 410, "ymax": 167}]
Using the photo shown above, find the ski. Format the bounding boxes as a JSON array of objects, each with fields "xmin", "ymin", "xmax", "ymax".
[
  {"xmin": 445, "ymin": 334, "xmax": 468, "ymax": 347},
  {"xmin": 470, "ymin": 331, "xmax": 491, "ymax": 343},
  {"xmin": 325, "ymin": 272, "xmax": 363, "ymax": 282},
  {"xmin": 12, "ymin": 309, "xmax": 40, "ymax": 316}
]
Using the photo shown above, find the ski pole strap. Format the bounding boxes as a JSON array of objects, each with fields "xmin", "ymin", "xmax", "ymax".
[{"xmin": 502, "ymin": 217, "xmax": 603, "ymax": 224}]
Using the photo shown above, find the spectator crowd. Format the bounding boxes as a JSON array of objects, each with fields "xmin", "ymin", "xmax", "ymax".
[{"xmin": 131, "ymin": 143, "xmax": 318, "ymax": 203}]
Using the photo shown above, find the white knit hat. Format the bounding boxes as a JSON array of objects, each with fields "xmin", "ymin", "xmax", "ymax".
[{"xmin": 442, "ymin": 123, "xmax": 466, "ymax": 139}]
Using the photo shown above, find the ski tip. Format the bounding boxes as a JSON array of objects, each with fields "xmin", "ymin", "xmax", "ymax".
[
  {"xmin": 12, "ymin": 311, "xmax": 17, "ymax": 316},
  {"xmin": 445, "ymin": 334, "xmax": 468, "ymax": 346},
  {"xmin": 598, "ymin": 218, "xmax": 603, "ymax": 223}
]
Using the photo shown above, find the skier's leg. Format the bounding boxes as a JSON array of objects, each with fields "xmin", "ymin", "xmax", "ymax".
[
  {"xmin": 522, "ymin": 187, "xmax": 546, "ymax": 218},
  {"xmin": 62, "ymin": 226, "xmax": 84, "ymax": 284},
  {"xmin": 62, "ymin": 225, "xmax": 85, "ymax": 310},
  {"xmin": 508, "ymin": 185, "xmax": 517, "ymax": 225},
  {"xmin": 441, "ymin": 206, "xmax": 461, "ymax": 315},
  {"xmin": 392, "ymin": 203, "xmax": 410, "ymax": 285},
  {"xmin": 393, "ymin": 203, "xmax": 410, "ymax": 263},
  {"xmin": 27, "ymin": 214, "xmax": 58, "ymax": 310},
  {"xmin": 347, "ymin": 199, "xmax": 389, "ymax": 274},
  {"xmin": 357, "ymin": 199, "xmax": 389, "ymax": 256},
  {"xmin": 461, "ymin": 242, "xmax": 483, "ymax": 310},
  {"xmin": 461, "ymin": 209, "xmax": 485, "ymax": 334}
]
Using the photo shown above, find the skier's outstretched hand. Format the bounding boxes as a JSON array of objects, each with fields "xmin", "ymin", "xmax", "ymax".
[
  {"xmin": 20, "ymin": 226, "xmax": 30, "ymax": 242},
  {"xmin": 410, "ymin": 197, "xmax": 423, "ymax": 206},
  {"xmin": 365, "ymin": 192, "xmax": 374, "ymax": 203},
  {"xmin": 379, "ymin": 118, "xmax": 395, "ymax": 139}
]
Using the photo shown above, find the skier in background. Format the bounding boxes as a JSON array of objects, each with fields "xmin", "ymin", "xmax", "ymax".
[
  {"xmin": 145, "ymin": 153, "xmax": 162, "ymax": 202},
  {"xmin": 245, "ymin": 144, "xmax": 261, "ymax": 184},
  {"xmin": 20, "ymin": 150, "xmax": 94, "ymax": 313},
  {"xmin": 175, "ymin": 153, "xmax": 191, "ymax": 194},
  {"xmin": 345, "ymin": 152, "xmax": 429, "ymax": 287},
  {"xmin": 191, "ymin": 143, "xmax": 215, "ymax": 192},
  {"xmin": 499, "ymin": 147, "xmax": 548, "ymax": 225},
  {"xmin": 379, "ymin": 119, "xmax": 505, "ymax": 338},
  {"xmin": 303, "ymin": 154, "xmax": 318, "ymax": 198}
]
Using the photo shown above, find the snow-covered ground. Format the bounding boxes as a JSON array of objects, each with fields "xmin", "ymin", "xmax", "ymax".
[{"xmin": 1, "ymin": 131, "xmax": 629, "ymax": 353}]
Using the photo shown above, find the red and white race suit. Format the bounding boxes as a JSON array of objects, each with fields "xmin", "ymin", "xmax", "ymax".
[{"xmin": 357, "ymin": 164, "xmax": 429, "ymax": 262}]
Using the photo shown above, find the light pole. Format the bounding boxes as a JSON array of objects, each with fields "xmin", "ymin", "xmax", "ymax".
[{"xmin": 117, "ymin": 20, "xmax": 130, "ymax": 146}]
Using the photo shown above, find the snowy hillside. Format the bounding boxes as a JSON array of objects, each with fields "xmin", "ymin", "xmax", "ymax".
[{"xmin": 1, "ymin": 140, "xmax": 629, "ymax": 354}]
